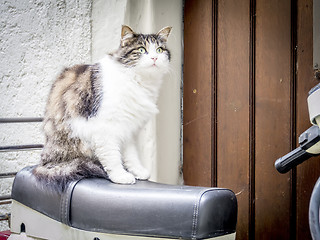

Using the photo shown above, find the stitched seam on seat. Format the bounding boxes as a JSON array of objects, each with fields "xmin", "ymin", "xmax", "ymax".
[
  {"xmin": 192, "ymin": 189, "xmax": 216, "ymax": 239},
  {"xmin": 60, "ymin": 180, "xmax": 81, "ymax": 225},
  {"xmin": 60, "ymin": 191, "xmax": 66, "ymax": 224},
  {"xmin": 60, "ymin": 186, "xmax": 69, "ymax": 224},
  {"xmin": 63, "ymin": 191, "xmax": 68, "ymax": 224},
  {"xmin": 191, "ymin": 200, "xmax": 199, "ymax": 238}
]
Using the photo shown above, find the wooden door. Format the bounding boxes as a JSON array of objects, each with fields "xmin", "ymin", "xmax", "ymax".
[{"xmin": 183, "ymin": 0, "xmax": 320, "ymax": 239}]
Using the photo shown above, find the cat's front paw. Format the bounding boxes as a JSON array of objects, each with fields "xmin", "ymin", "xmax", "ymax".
[
  {"xmin": 108, "ymin": 170, "xmax": 136, "ymax": 184},
  {"xmin": 130, "ymin": 167, "xmax": 150, "ymax": 180}
]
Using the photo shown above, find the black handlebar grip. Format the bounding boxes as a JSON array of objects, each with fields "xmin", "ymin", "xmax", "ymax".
[{"xmin": 275, "ymin": 147, "xmax": 313, "ymax": 174}]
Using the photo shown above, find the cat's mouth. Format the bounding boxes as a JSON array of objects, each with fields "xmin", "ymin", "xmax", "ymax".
[{"xmin": 151, "ymin": 62, "xmax": 159, "ymax": 68}]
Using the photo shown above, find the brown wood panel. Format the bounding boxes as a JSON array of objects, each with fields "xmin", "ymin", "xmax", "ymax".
[
  {"xmin": 255, "ymin": 0, "xmax": 292, "ymax": 239},
  {"xmin": 296, "ymin": 0, "xmax": 320, "ymax": 239},
  {"xmin": 183, "ymin": 1, "xmax": 319, "ymax": 239},
  {"xmin": 216, "ymin": 1, "xmax": 250, "ymax": 239},
  {"xmin": 183, "ymin": 0, "xmax": 213, "ymax": 187}
]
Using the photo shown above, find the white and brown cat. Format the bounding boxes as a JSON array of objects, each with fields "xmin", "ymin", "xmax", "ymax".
[{"xmin": 33, "ymin": 25, "xmax": 172, "ymax": 191}]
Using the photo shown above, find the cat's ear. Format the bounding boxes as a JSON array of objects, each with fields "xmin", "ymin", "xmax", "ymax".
[
  {"xmin": 121, "ymin": 25, "xmax": 134, "ymax": 44},
  {"xmin": 157, "ymin": 26, "xmax": 172, "ymax": 42}
]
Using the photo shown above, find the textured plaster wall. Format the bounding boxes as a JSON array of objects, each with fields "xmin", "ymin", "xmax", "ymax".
[
  {"xmin": 0, "ymin": 0, "xmax": 92, "ymax": 230},
  {"xmin": 91, "ymin": 0, "xmax": 127, "ymax": 62}
]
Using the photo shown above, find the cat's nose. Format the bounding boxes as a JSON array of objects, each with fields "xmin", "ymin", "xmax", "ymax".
[{"xmin": 151, "ymin": 57, "xmax": 158, "ymax": 62}]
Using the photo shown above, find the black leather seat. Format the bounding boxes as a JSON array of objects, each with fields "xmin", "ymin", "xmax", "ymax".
[{"xmin": 11, "ymin": 166, "xmax": 237, "ymax": 239}]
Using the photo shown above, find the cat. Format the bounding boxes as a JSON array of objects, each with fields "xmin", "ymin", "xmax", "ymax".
[{"xmin": 33, "ymin": 25, "xmax": 172, "ymax": 191}]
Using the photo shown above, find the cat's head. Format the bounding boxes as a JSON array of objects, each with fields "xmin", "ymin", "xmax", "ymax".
[{"xmin": 113, "ymin": 25, "xmax": 172, "ymax": 74}]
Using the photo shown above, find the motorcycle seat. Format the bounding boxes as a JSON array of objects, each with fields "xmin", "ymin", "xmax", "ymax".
[{"xmin": 11, "ymin": 166, "xmax": 237, "ymax": 239}]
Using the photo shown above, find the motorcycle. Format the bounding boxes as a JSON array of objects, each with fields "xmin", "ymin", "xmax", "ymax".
[{"xmin": 275, "ymin": 82, "xmax": 320, "ymax": 240}]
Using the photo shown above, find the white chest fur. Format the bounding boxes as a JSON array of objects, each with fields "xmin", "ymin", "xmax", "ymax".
[
  {"xmin": 70, "ymin": 56, "xmax": 163, "ymax": 142},
  {"xmin": 98, "ymin": 56, "xmax": 160, "ymax": 127}
]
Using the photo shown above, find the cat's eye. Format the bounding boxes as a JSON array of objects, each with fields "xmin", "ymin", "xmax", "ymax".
[
  {"xmin": 138, "ymin": 47, "xmax": 146, "ymax": 54},
  {"xmin": 156, "ymin": 47, "xmax": 163, "ymax": 54}
]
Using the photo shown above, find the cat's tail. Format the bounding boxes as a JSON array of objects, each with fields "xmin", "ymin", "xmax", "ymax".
[{"xmin": 32, "ymin": 158, "xmax": 108, "ymax": 193}]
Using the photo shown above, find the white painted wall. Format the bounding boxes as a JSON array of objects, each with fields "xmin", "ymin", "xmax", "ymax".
[{"xmin": 0, "ymin": 0, "xmax": 183, "ymax": 231}]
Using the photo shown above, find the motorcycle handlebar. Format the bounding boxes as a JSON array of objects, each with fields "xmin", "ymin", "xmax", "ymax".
[{"xmin": 275, "ymin": 146, "xmax": 313, "ymax": 173}]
